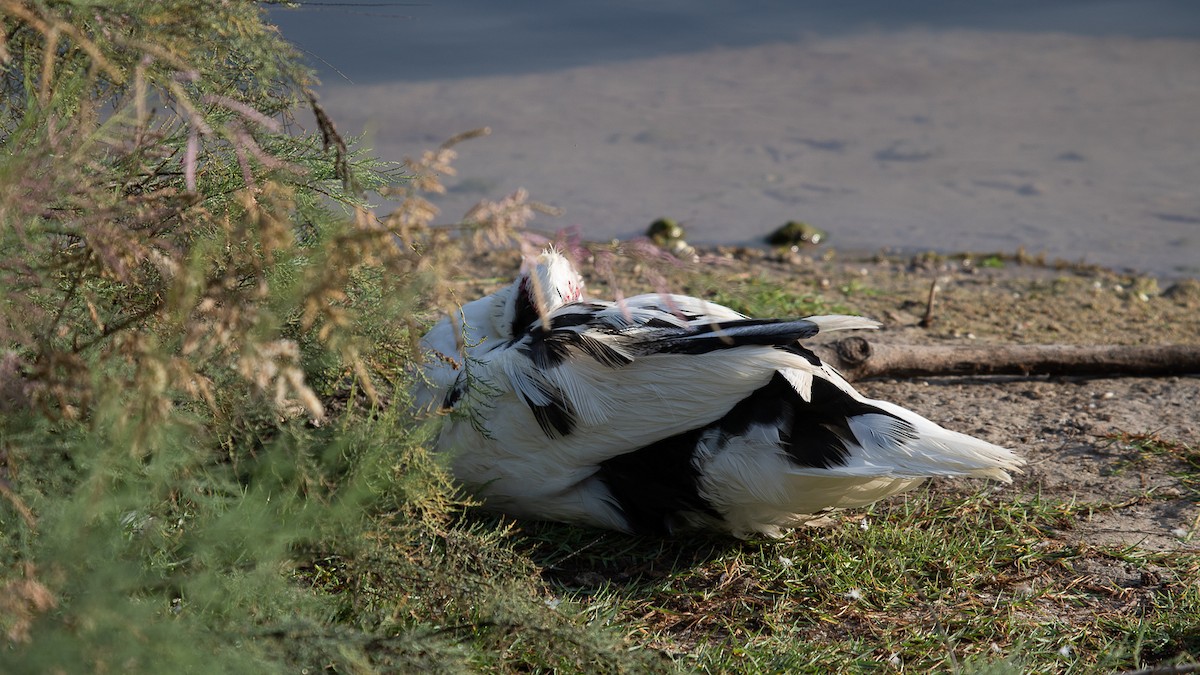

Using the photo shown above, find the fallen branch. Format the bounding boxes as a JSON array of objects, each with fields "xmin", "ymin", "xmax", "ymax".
[{"xmin": 813, "ymin": 338, "xmax": 1200, "ymax": 382}]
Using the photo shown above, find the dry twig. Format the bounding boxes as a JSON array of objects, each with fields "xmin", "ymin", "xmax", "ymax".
[{"xmin": 919, "ymin": 277, "xmax": 940, "ymax": 328}]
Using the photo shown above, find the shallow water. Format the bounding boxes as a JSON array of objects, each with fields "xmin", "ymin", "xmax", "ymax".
[{"xmin": 270, "ymin": 2, "xmax": 1200, "ymax": 277}]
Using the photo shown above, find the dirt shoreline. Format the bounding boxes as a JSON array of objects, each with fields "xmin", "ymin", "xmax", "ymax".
[{"xmin": 451, "ymin": 243, "xmax": 1200, "ymax": 555}]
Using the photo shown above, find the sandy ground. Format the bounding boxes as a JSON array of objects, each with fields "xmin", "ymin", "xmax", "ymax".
[
  {"xmin": 319, "ymin": 29, "xmax": 1200, "ymax": 277},
  {"xmin": 864, "ymin": 375, "xmax": 1199, "ymax": 551}
]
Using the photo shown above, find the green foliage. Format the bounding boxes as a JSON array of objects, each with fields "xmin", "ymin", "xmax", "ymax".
[{"xmin": 0, "ymin": 1, "xmax": 648, "ymax": 672}]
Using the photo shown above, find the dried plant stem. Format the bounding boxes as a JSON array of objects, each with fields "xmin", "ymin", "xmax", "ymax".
[
  {"xmin": 306, "ymin": 89, "xmax": 354, "ymax": 193},
  {"xmin": 919, "ymin": 277, "xmax": 939, "ymax": 328},
  {"xmin": 0, "ymin": 479, "xmax": 37, "ymax": 530},
  {"xmin": 440, "ymin": 126, "xmax": 491, "ymax": 149},
  {"xmin": 71, "ymin": 301, "xmax": 164, "ymax": 354}
]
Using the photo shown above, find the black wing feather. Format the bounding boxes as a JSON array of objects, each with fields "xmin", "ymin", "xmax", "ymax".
[
  {"xmin": 641, "ymin": 318, "xmax": 820, "ymax": 356},
  {"xmin": 523, "ymin": 386, "xmax": 576, "ymax": 438}
]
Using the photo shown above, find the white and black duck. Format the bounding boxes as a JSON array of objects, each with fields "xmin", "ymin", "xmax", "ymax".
[{"xmin": 416, "ymin": 249, "xmax": 1022, "ymax": 538}]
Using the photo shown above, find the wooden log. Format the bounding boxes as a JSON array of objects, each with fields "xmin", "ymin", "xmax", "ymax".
[{"xmin": 812, "ymin": 337, "xmax": 1200, "ymax": 382}]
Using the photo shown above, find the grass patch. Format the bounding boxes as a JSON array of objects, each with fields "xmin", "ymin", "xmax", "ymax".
[
  {"xmin": 508, "ymin": 485, "xmax": 1200, "ymax": 672},
  {"xmin": 701, "ymin": 275, "xmax": 849, "ymax": 317},
  {"xmin": 1104, "ymin": 431, "xmax": 1200, "ymax": 499}
]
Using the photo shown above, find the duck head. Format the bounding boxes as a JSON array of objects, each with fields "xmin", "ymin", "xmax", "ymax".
[{"xmin": 495, "ymin": 247, "xmax": 586, "ymax": 339}]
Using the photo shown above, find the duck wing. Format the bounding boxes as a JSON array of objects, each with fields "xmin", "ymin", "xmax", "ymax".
[{"xmin": 442, "ymin": 302, "xmax": 863, "ymax": 489}]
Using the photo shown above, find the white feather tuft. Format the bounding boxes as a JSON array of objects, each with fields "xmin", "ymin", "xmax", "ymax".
[
  {"xmin": 779, "ymin": 367, "xmax": 814, "ymax": 402},
  {"xmin": 846, "ymin": 401, "xmax": 1023, "ymax": 482}
]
